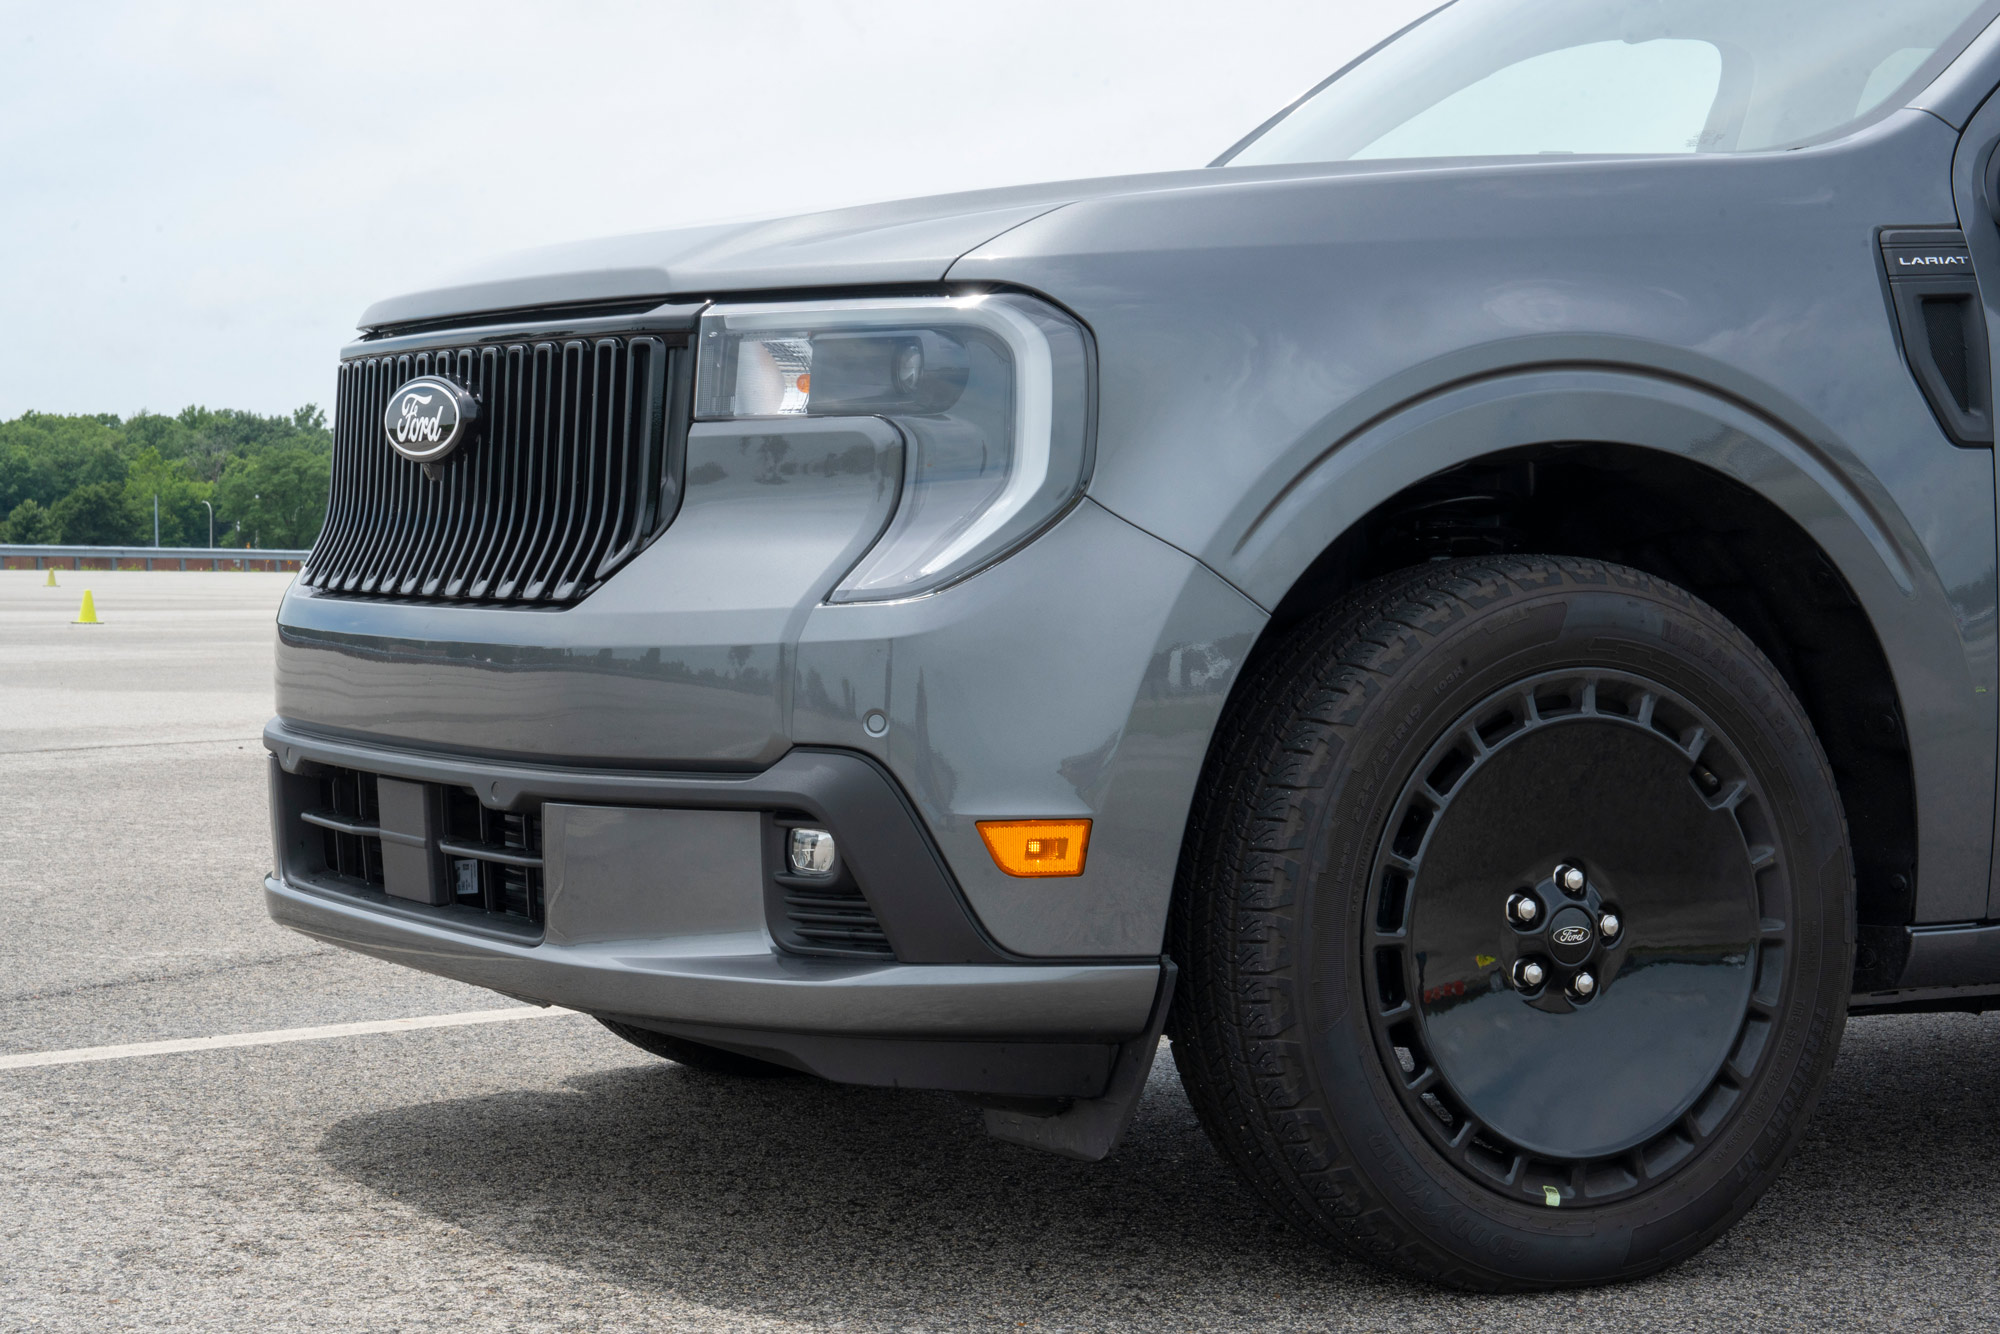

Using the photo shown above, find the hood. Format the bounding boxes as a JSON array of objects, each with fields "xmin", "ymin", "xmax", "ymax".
[
  {"xmin": 356, "ymin": 184, "xmax": 1082, "ymax": 330},
  {"xmin": 355, "ymin": 159, "xmax": 1491, "ymax": 331},
  {"xmin": 356, "ymin": 169, "xmax": 1256, "ymax": 330}
]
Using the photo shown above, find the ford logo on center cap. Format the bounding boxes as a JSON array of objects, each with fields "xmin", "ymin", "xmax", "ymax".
[
  {"xmin": 383, "ymin": 376, "xmax": 479, "ymax": 463},
  {"xmin": 1552, "ymin": 925, "xmax": 1592, "ymax": 947}
]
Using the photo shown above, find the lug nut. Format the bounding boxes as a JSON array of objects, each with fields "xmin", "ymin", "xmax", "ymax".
[
  {"xmin": 1514, "ymin": 959, "xmax": 1547, "ymax": 990},
  {"xmin": 1599, "ymin": 912, "xmax": 1621, "ymax": 940},
  {"xmin": 1571, "ymin": 970, "xmax": 1597, "ymax": 998},
  {"xmin": 1507, "ymin": 893, "xmax": 1540, "ymax": 925},
  {"xmin": 1556, "ymin": 863, "xmax": 1587, "ymax": 895}
]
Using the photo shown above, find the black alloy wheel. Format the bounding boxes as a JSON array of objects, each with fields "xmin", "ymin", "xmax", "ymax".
[{"xmin": 1171, "ymin": 556, "xmax": 1852, "ymax": 1289}]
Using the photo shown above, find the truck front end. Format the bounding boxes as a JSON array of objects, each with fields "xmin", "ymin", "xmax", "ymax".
[{"xmin": 264, "ymin": 280, "xmax": 1258, "ymax": 1140}]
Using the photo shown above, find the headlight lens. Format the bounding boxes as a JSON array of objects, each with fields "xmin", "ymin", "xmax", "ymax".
[{"xmin": 694, "ymin": 293, "xmax": 1092, "ymax": 601}]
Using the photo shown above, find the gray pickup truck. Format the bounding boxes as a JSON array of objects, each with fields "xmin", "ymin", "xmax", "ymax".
[{"xmin": 264, "ymin": 0, "xmax": 2000, "ymax": 1289}]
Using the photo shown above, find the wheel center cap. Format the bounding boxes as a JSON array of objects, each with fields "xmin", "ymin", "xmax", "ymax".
[{"xmin": 1546, "ymin": 906, "xmax": 1596, "ymax": 965}]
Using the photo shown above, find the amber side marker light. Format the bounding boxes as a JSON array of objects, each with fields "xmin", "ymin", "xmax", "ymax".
[{"xmin": 977, "ymin": 819, "xmax": 1092, "ymax": 877}]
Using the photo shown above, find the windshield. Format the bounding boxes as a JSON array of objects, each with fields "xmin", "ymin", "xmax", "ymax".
[{"xmin": 1225, "ymin": 0, "xmax": 2000, "ymax": 165}]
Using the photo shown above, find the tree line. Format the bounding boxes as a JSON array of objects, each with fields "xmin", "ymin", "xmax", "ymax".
[{"xmin": 0, "ymin": 406, "xmax": 332, "ymax": 549}]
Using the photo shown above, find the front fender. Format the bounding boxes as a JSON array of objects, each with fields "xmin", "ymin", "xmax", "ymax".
[{"xmin": 1217, "ymin": 364, "xmax": 1994, "ymax": 923}]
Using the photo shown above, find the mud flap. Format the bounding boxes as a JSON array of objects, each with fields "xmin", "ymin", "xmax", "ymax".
[{"xmin": 981, "ymin": 959, "xmax": 1176, "ymax": 1161}]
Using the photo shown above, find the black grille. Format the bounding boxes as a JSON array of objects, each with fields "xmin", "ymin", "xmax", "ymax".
[
  {"xmin": 309, "ymin": 766, "xmax": 386, "ymax": 888},
  {"xmin": 303, "ymin": 335, "xmax": 677, "ymax": 606},
  {"xmin": 298, "ymin": 766, "xmax": 545, "ymax": 928},
  {"xmin": 783, "ymin": 879, "xmax": 892, "ymax": 954},
  {"xmin": 438, "ymin": 786, "xmax": 546, "ymax": 922}
]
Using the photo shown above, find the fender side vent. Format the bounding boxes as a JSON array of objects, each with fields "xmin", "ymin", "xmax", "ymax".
[{"xmin": 1881, "ymin": 227, "xmax": 1993, "ymax": 448}]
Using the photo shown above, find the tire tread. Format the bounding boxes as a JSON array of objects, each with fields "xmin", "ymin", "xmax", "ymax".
[{"xmin": 1169, "ymin": 554, "xmax": 1851, "ymax": 1290}]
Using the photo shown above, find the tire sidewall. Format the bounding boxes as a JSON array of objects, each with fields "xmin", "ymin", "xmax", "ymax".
[{"xmin": 1286, "ymin": 566, "xmax": 1850, "ymax": 1284}]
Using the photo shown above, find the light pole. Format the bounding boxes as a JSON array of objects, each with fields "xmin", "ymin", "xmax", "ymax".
[{"xmin": 200, "ymin": 500, "xmax": 214, "ymax": 548}]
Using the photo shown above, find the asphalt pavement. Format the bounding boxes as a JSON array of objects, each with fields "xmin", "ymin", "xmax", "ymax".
[{"xmin": 1, "ymin": 569, "xmax": 1996, "ymax": 1331}]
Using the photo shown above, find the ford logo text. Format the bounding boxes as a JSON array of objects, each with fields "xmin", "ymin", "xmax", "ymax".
[{"xmin": 383, "ymin": 376, "xmax": 479, "ymax": 463}]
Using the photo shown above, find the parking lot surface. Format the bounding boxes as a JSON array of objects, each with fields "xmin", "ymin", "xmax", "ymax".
[{"xmin": 2, "ymin": 569, "xmax": 1996, "ymax": 1331}]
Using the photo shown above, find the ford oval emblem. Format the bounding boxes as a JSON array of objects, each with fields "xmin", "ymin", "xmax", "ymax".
[
  {"xmin": 383, "ymin": 375, "xmax": 479, "ymax": 463},
  {"xmin": 1552, "ymin": 925, "xmax": 1592, "ymax": 947}
]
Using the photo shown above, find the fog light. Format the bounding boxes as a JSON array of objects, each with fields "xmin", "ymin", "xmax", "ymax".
[
  {"xmin": 977, "ymin": 819, "xmax": 1092, "ymax": 878},
  {"xmin": 787, "ymin": 827, "xmax": 837, "ymax": 876}
]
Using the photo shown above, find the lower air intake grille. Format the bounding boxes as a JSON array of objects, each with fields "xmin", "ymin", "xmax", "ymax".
[
  {"xmin": 436, "ymin": 787, "xmax": 545, "ymax": 922},
  {"xmin": 783, "ymin": 880, "xmax": 892, "ymax": 954},
  {"xmin": 302, "ymin": 335, "xmax": 677, "ymax": 607},
  {"xmin": 296, "ymin": 765, "xmax": 544, "ymax": 929},
  {"xmin": 309, "ymin": 765, "xmax": 385, "ymax": 887}
]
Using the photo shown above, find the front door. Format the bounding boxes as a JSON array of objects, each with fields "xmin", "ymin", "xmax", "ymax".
[{"xmin": 1947, "ymin": 76, "xmax": 2000, "ymax": 919}]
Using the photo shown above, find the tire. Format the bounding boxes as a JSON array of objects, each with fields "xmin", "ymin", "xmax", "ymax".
[
  {"xmin": 595, "ymin": 1017, "xmax": 798, "ymax": 1078},
  {"xmin": 1170, "ymin": 555, "xmax": 1852, "ymax": 1289}
]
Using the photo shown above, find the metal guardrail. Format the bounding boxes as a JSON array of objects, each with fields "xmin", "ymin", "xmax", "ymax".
[{"xmin": 0, "ymin": 543, "xmax": 312, "ymax": 570}]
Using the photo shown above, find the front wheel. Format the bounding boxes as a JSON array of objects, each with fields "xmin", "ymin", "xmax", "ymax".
[{"xmin": 1171, "ymin": 556, "xmax": 1852, "ymax": 1289}]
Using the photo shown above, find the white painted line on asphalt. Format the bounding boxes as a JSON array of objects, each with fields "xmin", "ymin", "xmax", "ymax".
[
  {"xmin": 0, "ymin": 736, "xmax": 263, "ymax": 757},
  {"xmin": 0, "ymin": 1006, "xmax": 579, "ymax": 1071}
]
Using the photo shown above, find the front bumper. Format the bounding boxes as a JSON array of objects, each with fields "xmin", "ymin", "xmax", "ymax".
[
  {"xmin": 277, "ymin": 488, "xmax": 1269, "ymax": 958},
  {"xmin": 263, "ymin": 875, "xmax": 1155, "ymax": 1041},
  {"xmin": 264, "ymin": 721, "xmax": 1162, "ymax": 1096}
]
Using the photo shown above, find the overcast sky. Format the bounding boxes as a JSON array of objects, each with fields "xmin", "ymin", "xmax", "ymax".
[{"xmin": 0, "ymin": 2, "xmax": 1431, "ymax": 422}]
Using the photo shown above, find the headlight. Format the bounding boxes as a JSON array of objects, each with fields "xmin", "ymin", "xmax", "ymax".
[{"xmin": 694, "ymin": 293, "xmax": 1093, "ymax": 601}]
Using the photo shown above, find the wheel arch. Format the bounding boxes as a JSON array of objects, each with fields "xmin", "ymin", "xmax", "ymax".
[{"xmin": 1202, "ymin": 366, "xmax": 1972, "ymax": 989}]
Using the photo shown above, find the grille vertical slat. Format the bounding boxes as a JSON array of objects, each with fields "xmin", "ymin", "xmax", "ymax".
[
  {"xmin": 596, "ymin": 343, "xmax": 642, "ymax": 577},
  {"xmin": 392, "ymin": 352, "xmax": 446, "ymax": 596},
  {"xmin": 316, "ymin": 365, "xmax": 362, "ymax": 578},
  {"xmin": 334, "ymin": 360, "xmax": 374, "ymax": 575},
  {"xmin": 459, "ymin": 348, "xmax": 510, "ymax": 601},
  {"xmin": 520, "ymin": 345, "xmax": 572, "ymax": 602},
  {"xmin": 327, "ymin": 360, "xmax": 367, "ymax": 592},
  {"xmin": 560, "ymin": 341, "xmax": 611, "ymax": 599},
  {"xmin": 464, "ymin": 345, "xmax": 526, "ymax": 601},
  {"xmin": 494, "ymin": 342, "xmax": 558, "ymax": 603},
  {"xmin": 523, "ymin": 341, "xmax": 586, "ymax": 602},
  {"xmin": 439, "ymin": 347, "xmax": 500, "ymax": 597},
  {"xmin": 596, "ymin": 339, "xmax": 648, "ymax": 575},
  {"xmin": 356, "ymin": 357, "xmax": 399, "ymax": 592},
  {"xmin": 421, "ymin": 349, "xmax": 475, "ymax": 597},
  {"xmin": 554, "ymin": 340, "xmax": 617, "ymax": 601},
  {"xmin": 372, "ymin": 352, "xmax": 419, "ymax": 595},
  {"xmin": 437, "ymin": 347, "xmax": 484, "ymax": 591},
  {"xmin": 302, "ymin": 333, "xmax": 676, "ymax": 607},
  {"xmin": 376, "ymin": 351, "xmax": 418, "ymax": 594},
  {"xmin": 593, "ymin": 340, "xmax": 638, "ymax": 577},
  {"xmin": 360, "ymin": 352, "xmax": 422, "ymax": 595},
  {"xmin": 336, "ymin": 358, "xmax": 382, "ymax": 593},
  {"xmin": 323, "ymin": 361, "xmax": 377, "ymax": 591},
  {"xmin": 600, "ymin": 338, "xmax": 667, "ymax": 575},
  {"xmin": 352, "ymin": 356, "xmax": 393, "ymax": 590},
  {"xmin": 556, "ymin": 340, "xmax": 598, "ymax": 592},
  {"xmin": 474, "ymin": 345, "xmax": 524, "ymax": 595}
]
